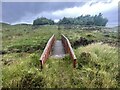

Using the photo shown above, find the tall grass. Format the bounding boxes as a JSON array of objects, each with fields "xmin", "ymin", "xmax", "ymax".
[{"xmin": 75, "ymin": 43, "xmax": 118, "ymax": 88}]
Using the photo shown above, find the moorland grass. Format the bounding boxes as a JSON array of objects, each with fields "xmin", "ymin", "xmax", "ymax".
[{"xmin": 2, "ymin": 24, "xmax": 119, "ymax": 88}]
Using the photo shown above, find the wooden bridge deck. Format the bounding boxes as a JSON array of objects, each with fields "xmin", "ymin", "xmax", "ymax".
[{"xmin": 51, "ymin": 40, "xmax": 65, "ymax": 58}]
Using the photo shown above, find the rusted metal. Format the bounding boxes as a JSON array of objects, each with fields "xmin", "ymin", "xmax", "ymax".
[
  {"xmin": 40, "ymin": 34, "xmax": 55, "ymax": 69},
  {"xmin": 61, "ymin": 34, "xmax": 77, "ymax": 68}
]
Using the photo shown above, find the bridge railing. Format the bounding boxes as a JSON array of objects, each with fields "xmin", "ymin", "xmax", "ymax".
[
  {"xmin": 40, "ymin": 34, "xmax": 55, "ymax": 69},
  {"xmin": 61, "ymin": 34, "xmax": 77, "ymax": 68}
]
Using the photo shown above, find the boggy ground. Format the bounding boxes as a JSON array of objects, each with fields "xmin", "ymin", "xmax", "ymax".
[{"xmin": 1, "ymin": 24, "xmax": 119, "ymax": 88}]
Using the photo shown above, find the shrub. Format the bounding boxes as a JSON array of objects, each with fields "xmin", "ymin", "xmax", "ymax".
[
  {"xmin": 78, "ymin": 52, "xmax": 91, "ymax": 68},
  {"xmin": 20, "ymin": 72, "xmax": 46, "ymax": 88},
  {"xmin": 75, "ymin": 43, "xmax": 118, "ymax": 87},
  {"xmin": 86, "ymin": 33, "xmax": 95, "ymax": 38}
]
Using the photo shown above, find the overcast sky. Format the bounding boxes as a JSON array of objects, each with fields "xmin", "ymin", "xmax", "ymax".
[{"xmin": 2, "ymin": 0, "xmax": 119, "ymax": 27}]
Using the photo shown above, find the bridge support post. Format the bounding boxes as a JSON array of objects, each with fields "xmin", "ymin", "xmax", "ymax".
[
  {"xmin": 40, "ymin": 60, "xmax": 43, "ymax": 69},
  {"xmin": 73, "ymin": 59, "xmax": 76, "ymax": 68}
]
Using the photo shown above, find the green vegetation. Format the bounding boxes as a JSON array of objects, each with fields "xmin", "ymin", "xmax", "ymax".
[
  {"xmin": 33, "ymin": 13, "xmax": 108, "ymax": 26},
  {"xmin": 59, "ymin": 13, "xmax": 108, "ymax": 26},
  {"xmin": 1, "ymin": 24, "xmax": 119, "ymax": 88},
  {"xmin": 33, "ymin": 17, "xmax": 54, "ymax": 25}
]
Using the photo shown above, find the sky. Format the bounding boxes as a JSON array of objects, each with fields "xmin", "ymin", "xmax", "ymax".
[{"xmin": 1, "ymin": 0, "xmax": 120, "ymax": 27}]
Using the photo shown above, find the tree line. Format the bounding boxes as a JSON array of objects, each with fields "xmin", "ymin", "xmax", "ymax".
[{"xmin": 33, "ymin": 13, "xmax": 108, "ymax": 26}]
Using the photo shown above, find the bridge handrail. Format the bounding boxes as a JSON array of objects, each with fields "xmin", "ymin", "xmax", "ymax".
[
  {"xmin": 40, "ymin": 34, "xmax": 55, "ymax": 69},
  {"xmin": 61, "ymin": 34, "xmax": 77, "ymax": 68}
]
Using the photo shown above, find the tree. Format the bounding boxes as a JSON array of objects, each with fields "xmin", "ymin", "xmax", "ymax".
[
  {"xmin": 33, "ymin": 17, "xmax": 54, "ymax": 25},
  {"xmin": 58, "ymin": 13, "xmax": 108, "ymax": 26},
  {"xmin": 94, "ymin": 13, "xmax": 108, "ymax": 26},
  {"xmin": 59, "ymin": 17, "xmax": 72, "ymax": 24}
]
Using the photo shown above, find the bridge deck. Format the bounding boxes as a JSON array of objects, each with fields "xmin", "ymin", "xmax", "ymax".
[{"xmin": 51, "ymin": 40, "xmax": 65, "ymax": 58}]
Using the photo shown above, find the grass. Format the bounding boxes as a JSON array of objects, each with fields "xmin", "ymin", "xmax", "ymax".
[
  {"xmin": 41, "ymin": 43, "xmax": 118, "ymax": 88},
  {"xmin": 1, "ymin": 24, "xmax": 119, "ymax": 88},
  {"xmin": 75, "ymin": 43, "xmax": 118, "ymax": 88},
  {"xmin": 2, "ymin": 25, "xmax": 58, "ymax": 52}
]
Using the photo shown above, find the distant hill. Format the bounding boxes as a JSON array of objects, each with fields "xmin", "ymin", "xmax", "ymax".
[
  {"xmin": 14, "ymin": 23, "xmax": 32, "ymax": 26},
  {"xmin": 0, "ymin": 22, "xmax": 32, "ymax": 27},
  {"xmin": 0, "ymin": 22, "xmax": 11, "ymax": 26}
]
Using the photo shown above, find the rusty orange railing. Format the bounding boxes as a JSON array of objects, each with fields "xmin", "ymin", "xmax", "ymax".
[
  {"xmin": 61, "ymin": 34, "xmax": 77, "ymax": 68},
  {"xmin": 40, "ymin": 34, "xmax": 55, "ymax": 69}
]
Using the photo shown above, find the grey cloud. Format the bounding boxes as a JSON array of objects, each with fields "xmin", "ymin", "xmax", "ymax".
[
  {"xmin": 2, "ymin": 2, "xmax": 84, "ymax": 23},
  {"xmin": 103, "ymin": 7, "xmax": 118, "ymax": 26},
  {"xmin": 1, "ymin": 1, "xmax": 118, "ymax": 27}
]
